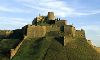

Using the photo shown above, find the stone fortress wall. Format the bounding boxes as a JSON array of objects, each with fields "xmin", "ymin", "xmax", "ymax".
[
  {"xmin": 22, "ymin": 12, "xmax": 86, "ymax": 44},
  {"xmin": 24, "ymin": 25, "xmax": 47, "ymax": 38},
  {"xmin": 19, "ymin": 12, "xmax": 86, "ymax": 48},
  {"xmin": 10, "ymin": 36, "xmax": 27, "ymax": 59},
  {"xmin": 22, "ymin": 24, "xmax": 61, "ymax": 38},
  {"xmin": 75, "ymin": 29, "xmax": 85, "ymax": 38},
  {"xmin": 55, "ymin": 20, "xmax": 66, "ymax": 27}
]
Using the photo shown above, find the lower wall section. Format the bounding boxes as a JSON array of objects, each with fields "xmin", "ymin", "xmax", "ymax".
[
  {"xmin": 26, "ymin": 25, "xmax": 47, "ymax": 38},
  {"xmin": 10, "ymin": 38, "xmax": 25, "ymax": 59},
  {"xmin": 23, "ymin": 25, "xmax": 61, "ymax": 38}
]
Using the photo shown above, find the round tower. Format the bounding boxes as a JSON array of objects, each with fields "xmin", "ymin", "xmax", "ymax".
[{"xmin": 47, "ymin": 12, "xmax": 55, "ymax": 20}]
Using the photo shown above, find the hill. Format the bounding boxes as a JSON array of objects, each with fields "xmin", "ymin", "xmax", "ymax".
[
  {"xmin": 12, "ymin": 36, "xmax": 100, "ymax": 60},
  {"xmin": 0, "ymin": 12, "xmax": 100, "ymax": 60}
]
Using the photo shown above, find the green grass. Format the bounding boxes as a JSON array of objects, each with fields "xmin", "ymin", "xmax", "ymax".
[
  {"xmin": 0, "ymin": 39, "xmax": 20, "ymax": 60},
  {"xmin": 12, "ymin": 37, "xmax": 100, "ymax": 60},
  {"xmin": 0, "ymin": 39, "xmax": 20, "ymax": 52},
  {"xmin": 12, "ymin": 37, "xmax": 53, "ymax": 60},
  {"xmin": 44, "ymin": 38, "xmax": 100, "ymax": 60}
]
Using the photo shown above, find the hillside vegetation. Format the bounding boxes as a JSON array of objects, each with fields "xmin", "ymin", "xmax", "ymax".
[
  {"xmin": 0, "ymin": 39, "xmax": 21, "ymax": 60},
  {"xmin": 12, "ymin": 36, "xmax": 100, "ymax": 60}
]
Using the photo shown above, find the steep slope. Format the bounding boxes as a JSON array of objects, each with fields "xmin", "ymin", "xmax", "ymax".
[
  {"xmin": 12, "ymin": 36, "xmax": 100, "ymax": 60},
  {"xmin": 44, "ymin": 38, "xmax": 100, "ymax": 60},
  {"xmin": 12, "ymin": 37, "xmax": 53, "ymax": 60}
]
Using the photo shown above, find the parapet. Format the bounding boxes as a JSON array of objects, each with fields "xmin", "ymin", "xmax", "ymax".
[
  {"xmin": 87, "ymin": 40, "xmax": 93, "ymax": 46},
  {"xmin": 55, "ymin": 20, "xmax": 67, "ymax": 26},
  {"xmin": 75, "ymin": 30, "xmax": 85, "ymax": 38}
]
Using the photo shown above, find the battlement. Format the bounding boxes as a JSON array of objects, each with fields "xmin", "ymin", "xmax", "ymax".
[
  {"xmin": 32, "ymin": 12, "xmax": 66, "ymax": 26},
  {"xmin": 55, "ymin": 20, "xmax": 67, "ymax": 26},
  {"xmin": 75, "ymin": 29, "xmax": 85, "ymax": 38}
]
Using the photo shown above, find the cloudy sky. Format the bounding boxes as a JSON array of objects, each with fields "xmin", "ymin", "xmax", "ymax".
[{"xmin": 0, "ymin": 0, "xmax": 100, "ymax": 47}]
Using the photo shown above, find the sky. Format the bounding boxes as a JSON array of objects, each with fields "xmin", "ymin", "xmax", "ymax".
[{"xmin": 0, "ymin": 0, "xmax": 100, "ymax": 47}]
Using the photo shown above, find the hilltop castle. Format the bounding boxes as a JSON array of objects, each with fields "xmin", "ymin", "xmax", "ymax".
[
  {"xmin": 0, "ymin": 12, "xmax": 99, "ymax": 59},
  {"xmin": 0, "ymin": 12, "xmax": 88, "ymax": 46},
  {"xmin": 22, "ymin": 12, "xmax": 85, "ymax": 45}
]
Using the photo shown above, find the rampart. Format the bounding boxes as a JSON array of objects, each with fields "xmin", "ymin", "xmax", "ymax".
[
  {"xmin": 23, "ymin": 24, "xmax": 61, "ymax": 38},
  {"xmin": 55, "ymin": 20, "xmax": 66, "ymax": 27},
  {"xmin": 87, "ymin": 40, "xmax": 93, "ymax": 46},
  {"xmin": 25, "ymin": 25, "xmax": 46, "ymax": 38},
  {"xmin": 75, "ymin": 29, "xmax": 85, "ymax": 38},
  {"xmin": 10, "ymin": 36, "xmax": 27, "ymax": 59}
]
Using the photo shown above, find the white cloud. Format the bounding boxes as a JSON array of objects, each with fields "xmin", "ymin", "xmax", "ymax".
[
  {"xmin": 78, "ymin": 25, "xmax": 100, "ymax": 46},
  {"xmin": 0, "ymin": 17, "xmax": 29, "ymax": 29},
  {"xmin": 0, "ymin": 16, "xmax": 33, "ymax": 30},
  {"xmin": 0, "ymin": 6, "xmax": 32, "ymax": 13},
  {"xmin": 15, "ymin": 0, "xmax": 100, "ymax": 17}
]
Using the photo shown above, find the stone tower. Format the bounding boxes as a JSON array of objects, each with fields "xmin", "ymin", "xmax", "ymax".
[{"xmin": 47, "ymin": 12, "xmax": 55, "ymax": 20}]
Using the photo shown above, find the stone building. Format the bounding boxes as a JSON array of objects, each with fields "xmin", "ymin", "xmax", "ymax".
[
  {"xmin": 0, "ymin": 12, "xmax": 86, "ymax": 45},
  {"xmin": 22, "ymin": 12, "xmax": 86, "ymax": 46}
]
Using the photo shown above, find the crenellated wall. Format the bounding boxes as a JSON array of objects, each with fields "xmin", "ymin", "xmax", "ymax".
[
  {"xmin": 87, "ymin": 40, "xmax": 93, "ymax": 45},
  {"xmin": 55, "ymin": 20, "xmax": 66, "ymax": 27},
  {"xmin": 75, "ymin": 29, "xmax": 85, "ymax": 38}
]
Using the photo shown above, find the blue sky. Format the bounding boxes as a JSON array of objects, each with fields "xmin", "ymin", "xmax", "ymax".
[{"xmin": 0, "ymin": 0, "xmax": 100, "ymax": 47}]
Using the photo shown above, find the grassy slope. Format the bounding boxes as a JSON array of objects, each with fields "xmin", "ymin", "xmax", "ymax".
[
  {"xmin": 44, "ymin": 38, "xmax": 100, "ymax": 60},
  {"xmin": 12, "ymin": 37, "xmax": 100, "ymax": 60},
  {"xmin": 0, "ymin": 39, "xmax": 20, "ymax": 60},
  {"xmin": 12, "ymin": 37, "xmax": 53, "ymax": 60}
]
